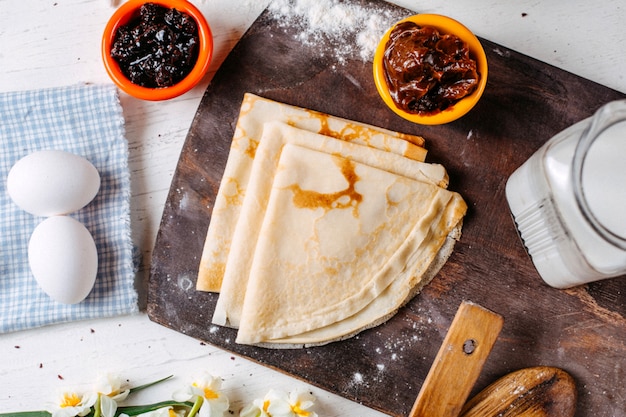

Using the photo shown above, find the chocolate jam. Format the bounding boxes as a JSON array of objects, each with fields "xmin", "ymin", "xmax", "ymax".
[
  {"xmin": 382, "ymin": 21, "xmax": 480, "ymax": 115},
  {"xmin": 110, "ymin": 3, "xmax": 199, "ymax": 88}
]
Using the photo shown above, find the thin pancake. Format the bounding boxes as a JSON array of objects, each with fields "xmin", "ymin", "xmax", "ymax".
[
  {"xmin": 261, "ymin": 210, "xmax": 464, "ymax": 348},
  {"xmin": 197, "ymin": 94, "xmax": 428, "ymax": 292},
  {"xmin": 235, "ymin": 144, "xmax": 467, "ymax": 345},
  {"xmin": 212, "ymin": 122, "xmax": 449, "ymax": 328}
]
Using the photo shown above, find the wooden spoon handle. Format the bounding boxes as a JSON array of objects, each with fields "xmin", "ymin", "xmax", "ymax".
[{"xmin": 409, "ymin": 301, "xmax": 504, "ymax": 417}]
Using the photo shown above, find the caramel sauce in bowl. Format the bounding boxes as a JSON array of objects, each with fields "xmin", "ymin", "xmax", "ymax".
[{"xmin": 373, "ymin": 14, "xmax": 488, "ymax": 125}]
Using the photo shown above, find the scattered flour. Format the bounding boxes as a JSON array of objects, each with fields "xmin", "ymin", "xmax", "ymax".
[
  {"xmin": 267, "ymin": 0, "xmax": 409, "ymax": 64},
  {"xmin": 177, "ymin": 274, "xmax": 194, "ymax": 291}
]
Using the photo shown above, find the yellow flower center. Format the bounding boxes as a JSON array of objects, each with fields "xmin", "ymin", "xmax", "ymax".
[
  {"xmin": 263, "ymin": 399, "xmax": 270, "ymax": 412},
  {"xmin": 192, "ymin": 382, "xmax": 219, "ymax": 400},
  {"xmin": 60, "ymin": 393, "xmax": 81, "ymax": 408},
  {"xmin": 203, "ymin": 387, "xmax": 219, "ymax": 399},
  {"xmin": 292, "ymin": 403, "xmax": 310, "ymax": 417},
  {"xmin": 168, "ymin": 410, "xmax": 178, "ymax": 417}
]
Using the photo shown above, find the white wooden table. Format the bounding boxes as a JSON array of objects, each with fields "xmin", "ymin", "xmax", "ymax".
[{"xmin": 1, "ymin": 0, "xmax": 624, "ymax": 415}]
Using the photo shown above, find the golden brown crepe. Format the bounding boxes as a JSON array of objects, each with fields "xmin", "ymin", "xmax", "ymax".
[
  {"xmin": 234, "ymin": 144, "xmax": 467, "ymax": 345},
  {"xmin": 212, "ymin": 122, "xmax": 449, "ymax": 328},
  {"xmin": 197, "ymin": 94, "xmax": 467, "ymax": 348},
  {"xmin": 197, "ymin": 94, "xmax": 428, "ymax": 293}
]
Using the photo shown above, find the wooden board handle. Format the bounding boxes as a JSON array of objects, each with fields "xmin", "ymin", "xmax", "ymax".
[{"xmin": 409, "ymin": 301, "xmax": 504, "ymax": 417}]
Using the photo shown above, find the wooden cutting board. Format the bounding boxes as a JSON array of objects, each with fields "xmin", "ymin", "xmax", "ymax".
[{"xmin": 148, "ymin": 2, "xmax": 626, "ymax": 416}]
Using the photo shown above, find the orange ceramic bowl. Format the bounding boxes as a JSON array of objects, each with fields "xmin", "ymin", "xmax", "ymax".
[
  {"xmin": 102, "ymin": 0, "xmax": 213, "ymax": 101},
  {"xmin": 373, "ymin": 14, "xmax": 488, "ymax": 125}
]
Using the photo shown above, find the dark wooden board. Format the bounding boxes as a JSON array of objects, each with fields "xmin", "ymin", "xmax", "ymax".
[{"xmin": 148, "ymin": 2, "xmax": 626, "ymax": 416}]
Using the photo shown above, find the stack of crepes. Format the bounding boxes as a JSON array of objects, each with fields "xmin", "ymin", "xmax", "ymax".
[{"xmin": 196, "ymin": 93, "xmax": 467, "ymax": 348}]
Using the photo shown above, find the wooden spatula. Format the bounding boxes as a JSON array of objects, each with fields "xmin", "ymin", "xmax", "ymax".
[
  {"xmin": 409, "ymin": 301, "xmax": 504, "ymax": 417},
  {"xmin": 408, "ymin": 301, "xmax": 577, "ymax": 417}
]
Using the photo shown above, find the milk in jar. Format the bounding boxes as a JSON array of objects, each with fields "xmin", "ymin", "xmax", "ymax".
[{"xmin": 506, "ymin": 99, "xmax": 626, "ymax": 288}]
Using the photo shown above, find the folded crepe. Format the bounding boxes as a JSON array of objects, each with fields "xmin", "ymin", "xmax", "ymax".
[
  {"xmin": 197, "ymin": 94, "xmax": 428, "ymax": 293},
  {"xmin": 234, "ymin": 144, "xmax": 467, "ymax": 346},
  {"xmin": 212, "ymin": 121, "xmax": 449, "ymax": 328},
  {"xmin": 197, "ymin": 94, "xmax": 467, "ymax": 348}
]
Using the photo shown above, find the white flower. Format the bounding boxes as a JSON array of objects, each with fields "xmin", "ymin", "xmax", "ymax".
[
  {"xmin": 95, "ymin": 373, "xmax": 130, "ymax": 400},
  {"xmin": 120, "ymin": 406, "xmax": 185, "ymax": 417},
  {"xmin": 47, "ymin": 390, "xmax": 97, "ymax": 417},
  {"xmin": 264, "ymin": 389, "xmax": 318, "ymax": 417},
  {"xmin": 286, "ymin": 390, "xmax": 317, "ymax": 417},
  {"xmin": 172, "ymin": 372, "xmax": 229, "ymax": 417},
  {"xmin": 95, "ymin": 373, "xmax": 131, "ymax": 417},
  {"xmin": 239, "ymin": 398, "xmax": 271, "ymax": 417},
  {"xmin": 242, "ymin": 389, "xmax": 317, "ymax": 417}
]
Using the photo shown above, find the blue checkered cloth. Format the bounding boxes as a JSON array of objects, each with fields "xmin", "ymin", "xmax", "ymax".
[{"xmin": 0, "ymin": 84, "xmax": 138, "ymax": 333}]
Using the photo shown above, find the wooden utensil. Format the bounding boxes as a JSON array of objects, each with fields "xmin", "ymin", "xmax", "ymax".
[
  {"xmin": 459, "ymin": 366, "xmax": 577, "ymax": 417},
  {"xmin": 408, "ymin": 301, "xmax": 577, "ymax": 417},
  {"xmin": 409, "ymin": 301, "xmax": 504, "ymax": 417}
]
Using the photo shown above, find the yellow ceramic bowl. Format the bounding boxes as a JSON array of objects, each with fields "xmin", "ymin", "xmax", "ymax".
[{"xmin": 373, "ymin": 14, "xmax": 488, "ymax": 125}]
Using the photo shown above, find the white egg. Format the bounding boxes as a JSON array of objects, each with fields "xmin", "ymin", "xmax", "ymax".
[
  {"xmin": 7, "ymin": 150, "xmax": 101, "ymax": 216},
  {"xmin": 28, "ymin": 216, "xmax": 98, "ymax": 304}
]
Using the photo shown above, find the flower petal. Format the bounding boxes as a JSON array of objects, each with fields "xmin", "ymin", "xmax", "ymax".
[
  {"xmin": 111, "ymin": 389, "xmax": 130, "ymax": 402},
  {"xmin": 96, "ymin": 373, "xmax": 125, "ymax": 396},
  {"xmin": 240, "ymin": 403, "xmax": 268, "ymax": 417},
  {"xmin": 172, "ymin": 386, "xmax": 194, "ymax": 402},
  {"xmin": 100, "ymin": 395, "xmax": 118, "ymax": 417}
]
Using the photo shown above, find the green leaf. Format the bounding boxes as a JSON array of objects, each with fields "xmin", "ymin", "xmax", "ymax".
[
  {"xmin": 0, "ymin": 376, "xmax": 178, "ymax": 417},
  {"xmin": 115, "ymin": 400, "xmax": 193, "ymax": 416},
  {"xmin": 129, "ymin": 375, "xmax": 174, "ymax": 394},
  {"xmin": 0, "ymin": 400, "xmax": 192, "ymax": 417}
]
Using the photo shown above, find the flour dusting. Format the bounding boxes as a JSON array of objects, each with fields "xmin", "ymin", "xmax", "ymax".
[
  {"xmin": 177, "ymin": 274, "xmax": 194, "ymax": 291},
  {"xmin": 267, "ymin": 0, "xmax": 409, "ymax": 64}
]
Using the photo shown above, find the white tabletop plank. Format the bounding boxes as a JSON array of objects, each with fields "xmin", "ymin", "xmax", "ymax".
[{"xmin": 1, "ymin": 0, "xmax": 624, "ymax": 415}]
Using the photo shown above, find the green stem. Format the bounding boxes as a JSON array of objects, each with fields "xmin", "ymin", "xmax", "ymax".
[
  {"xmin": 0, "ymin": 398, "xmax": 194, "ymax": 417},
  {"xmin": 115, "ymin": 401, "xmax": 194, "ymax": 416},
  {"xmin": 94, "ymin": 394, "xmax": 102, "ymax": 417},
  {"xmin": 186, "ymin": 396, "xmax": 204, "ymax": 417}
]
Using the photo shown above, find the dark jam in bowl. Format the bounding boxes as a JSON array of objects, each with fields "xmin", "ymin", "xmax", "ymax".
[
  {"xmin": 110, "ymin": 3, "xmax": 199, "ymax": 88},
  {"xmin": 383, "ymin": 21, "xmax": 480, "ymax": 115}
]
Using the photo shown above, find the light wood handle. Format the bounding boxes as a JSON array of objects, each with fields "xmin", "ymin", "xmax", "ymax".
[{"xmin": 409, "ymin": 301, "xmax": 504, "ymax": 417}]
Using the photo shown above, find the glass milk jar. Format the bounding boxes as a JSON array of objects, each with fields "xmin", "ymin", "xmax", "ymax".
[{"xmin": 506, "ymin": 100, "xmax": 626, "ymax": 288}]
